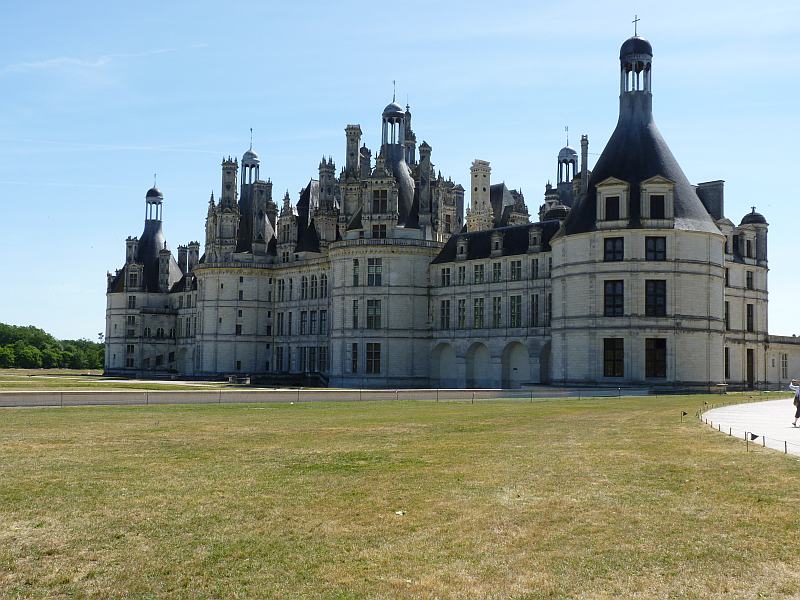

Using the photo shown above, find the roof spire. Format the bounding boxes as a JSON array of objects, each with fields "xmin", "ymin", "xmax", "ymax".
[
  {"xmin": 249, "ymin": 127, "xmax": 253, "ymax": 151},
  {"xmin": 392, "ymin": 79, "xmax": 396, "ymax": 102},
  {"xmin": 565, "ymin": 125, "xmax": 569, "ymax": 147},
  {"xmin": 153, "ymin": 173, "xmax": 157, "ymax": 187},
  {"xmin": 632, "ymin": 14, "xmax": 640, "ymax": 36}
]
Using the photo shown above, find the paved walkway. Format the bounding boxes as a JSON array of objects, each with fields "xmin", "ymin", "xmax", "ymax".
[{"xmin": 703, "ymin": 397, "xmax": 800, "ymax": 456}]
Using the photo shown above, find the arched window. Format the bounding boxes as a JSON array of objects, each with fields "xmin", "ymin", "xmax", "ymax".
[
  {"xmin": 301, "ymin": 276, "xmax": 308, "ymax": 300},
  {"xmin": 310, "ymin": 275, "xmax": 317, "ymax": 299},
  {"xmin": 320, "ymin": 274, "xmax": 328, "ymax": 298}
]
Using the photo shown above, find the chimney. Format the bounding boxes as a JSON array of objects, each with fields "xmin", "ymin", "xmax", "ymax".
[
  {"xmin": 177, "ymin": 245, "xmax": 188, "ymax": 274},
  {"xmin": 187, "ymin": 241, "xmax": 200, "ymax": 272},
  {"xmin": 696, "ymin": 180, "xmax": 725, "ymax": 220},
  {"xmin": 580, "ymin": 135, "xmax": 589, "ymax": 194}
]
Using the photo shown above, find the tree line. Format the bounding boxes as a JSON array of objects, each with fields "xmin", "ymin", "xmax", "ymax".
[{"xmin": 0, "ymin": 323, "xmax": 103, "ymax": 369}]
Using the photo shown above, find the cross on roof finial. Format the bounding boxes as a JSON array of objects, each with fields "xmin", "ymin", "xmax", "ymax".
[
  {"xmin": 633, "ymin": 14, "xmax": 640, "ymax": 36},
  {"xmin": 249, "ymin": 127, "xmax": 253, "ymax": 150},
  {"xmin": 153, "ymin": 173, "xmax": 157, "ymax": 187},
  {"xmin": 393, "ymin": 80, "xmax": 396, "ymax": 102},
  {"xmin": 565, "ymin": 125, "xmax": 569, "ymax": 146},
  {"xmin": 752, "ymin": 206, "xmax": 757, "ymax": 213}
]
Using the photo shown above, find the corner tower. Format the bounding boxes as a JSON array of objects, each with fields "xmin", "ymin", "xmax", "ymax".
[{"xmin": 550, "ymin": 34, "xmax": 725, "ymax": 388}]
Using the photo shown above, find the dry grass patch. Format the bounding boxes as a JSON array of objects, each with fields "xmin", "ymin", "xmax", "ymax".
[{"xmin": 1, "ymin": 394, "xmax": 799, "ymax": 598}]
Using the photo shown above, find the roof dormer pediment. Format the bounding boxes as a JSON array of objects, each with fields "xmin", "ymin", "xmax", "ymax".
[
  {"xmin": 596, "ymin": 176, "xmax": 629, "ymax": 189},
  {"xmin": 641, "ymin": 175, "xmax": 675, "ymax": 187}
]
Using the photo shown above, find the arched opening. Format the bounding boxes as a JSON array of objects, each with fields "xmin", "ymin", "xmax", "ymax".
[
  {"xmin": 501, "ymin": 342, "xmax": 530, "ymax": 389},
  {"xmin": 466, "ymin": 342, "xmax": 491, "ymax": 389},
  {"xmin": 431, "ymin": 343, "xmax": 457, "ymax": 388},
  {"xmin": 539, "ymin": 341, "xmax": 552, "ymax": 384}
]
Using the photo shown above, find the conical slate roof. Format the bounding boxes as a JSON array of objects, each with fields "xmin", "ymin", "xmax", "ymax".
[{"xmin": 561, "ymin": 41, "xmax": 719, "ymax": 237}]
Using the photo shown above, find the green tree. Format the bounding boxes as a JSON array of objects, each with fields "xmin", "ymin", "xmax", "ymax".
[
  {"xmin": 15, "ymin": 344, "xmax": 42, "ymax": 369},
  {"xmin": 0, "ymin": 345, "xmax": 15, "ymax": 368}
]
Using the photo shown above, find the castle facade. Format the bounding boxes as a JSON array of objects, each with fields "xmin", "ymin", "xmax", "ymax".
[{"xmin": 105, "ymin": 36, "xmax": 800, "ymax": 389}]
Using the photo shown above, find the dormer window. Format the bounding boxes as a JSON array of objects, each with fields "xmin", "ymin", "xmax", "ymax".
[
  {"xmin": 596, "ymin": 177, "xmax": 629, "ymax": 228},
  {"xmin": 457, "ymin": 237, "xmax": 468, "ymax": 260},
  {"xmin": 528, "ymin": 227, "xmax": 542, "ymax": 252},
  {"xmin": 640, "ymin": 176, "xmax": 675, "ymax": 223},
  {"xmin": 605, "ymin": 196, "xmax": 620, "ymax": 220},
  {"xmin": 491, "ymin": 232, "xmax": 503, "ymax": 256}
]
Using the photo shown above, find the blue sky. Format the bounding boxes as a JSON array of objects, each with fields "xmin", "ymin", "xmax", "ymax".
[{"xmin": 0, "ymin": 0, "xmax": 798, "ymax": 340}]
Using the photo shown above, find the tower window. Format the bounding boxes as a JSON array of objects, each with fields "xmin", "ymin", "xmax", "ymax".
[
  {"xmin": 746, "ymin": 304, "xmax": 754, "ymax": 332},
  {"xmin": 649, "ymin": 195, "xmax": 665, "ymax": 219},
  {"xmin": 605, "ymin": 196, "xmax": 620, "ymax": 220},
  {"xmin": 645, "ymin": 237, "xmax": 666, "ymax": 261},
  {"xmin": 645, "ymin": 339, "xmax": 667, "ymax": 378},
  {"xmin": 746, "ymin": 271, "xmax": 754, "ymax": 290},
  {"xmin": 372, "ymin": 189, "xmax": 388, "ymax": 213},
  {"xmin": 645, "ymin": 280, "xmax": 667, "ymax": 317},
  {"xmin": 604, "ymin": 238, "xmax": 624, "ymax": 262},
  {"xmin": 603, "ymin": 338, "xmax": 624, "ymax": 377},
  {"xmin": 604, "ymin": 281, "xmax": 624, "ymax": 317},
  {"xmin": 367, "ymin": 258, "xmax": 382, "ymax": 286}
]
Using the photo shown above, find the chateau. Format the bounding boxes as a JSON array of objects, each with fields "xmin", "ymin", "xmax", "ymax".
[{"xmin": 105, "ymin": 35, "xmax": 800, "ymax": 389}]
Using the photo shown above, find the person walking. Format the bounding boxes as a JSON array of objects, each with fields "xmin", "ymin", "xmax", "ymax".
[{"xmin": 791, "ymin": 379, "xmax": 800, "ymax": 427}]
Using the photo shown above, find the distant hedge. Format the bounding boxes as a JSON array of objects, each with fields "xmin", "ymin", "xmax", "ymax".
[{"xmin": 0, "ymin": 323, "xmax": 103, "ymax": 369}]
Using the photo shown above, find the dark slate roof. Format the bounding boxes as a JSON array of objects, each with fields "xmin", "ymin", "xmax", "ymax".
[
  {"xmin": 146, "ymin": 187, "xmax": 163, "ymax": 199},
  {"xmin": 620, "ymin": 36, "xmax": 652, "ymax": 58},
  {"xmin": 431, "ymin": 221, "xmax": 561, "ymax": 264},
  {"xmin": 490, "ymin": 183, "xmax": 514, "ymax": 226},
  {"xmin": 293, "ymin": 180, "xmax": 322, "ymax": 253},
  {"xmin": 136, "ymin": 220, "xmax": 183, "ymax": 291},
  {"xmin": 170, "ymin": 273, "xmax": 197, "ymax": 293},
  {"xmin": 346, "ymin": 207, "xmax": 363, "ymax": 231},
  {"xmin": 560, "ymin": 92, "xmax": 719, "ymax": 237},
  {"xmin": 740, "ymin": 209, "xmax": 767, "ymax": 226}
]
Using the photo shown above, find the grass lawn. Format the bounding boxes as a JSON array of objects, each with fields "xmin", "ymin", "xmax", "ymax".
[
  {"xmin": 1, "ymin": 394, "xmax": 798, "ymax": 599},
  {"xmin": 0, "ymin": 369, "xmax": 226, "ymax": 391}
]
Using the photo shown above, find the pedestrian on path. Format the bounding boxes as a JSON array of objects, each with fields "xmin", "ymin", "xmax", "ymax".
[{"xmin": 791, "ymin": 379, "xmax": 800, "ymax": 427}]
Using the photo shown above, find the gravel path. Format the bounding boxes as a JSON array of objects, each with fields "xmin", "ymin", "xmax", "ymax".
[{"xmin": 704, "ymin": 397, "xmax": 800, "ymax": 456}]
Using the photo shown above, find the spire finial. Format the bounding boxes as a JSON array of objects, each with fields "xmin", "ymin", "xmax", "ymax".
[
  {"xmin": 393, "ymin": 80, "xmax": 396, "ymax": 102},
  {"xmin": 752, "ymin": 206, "xmax": 757, "ymax": 213},
  {"xmin": 249, "ymin": 127, "xmax": 253, "ymax": 151},
  {"xmin": 565, "ymin": 125, "xmax": 569, "ymax": 147},
  {"xmin": 153, "ymin": 173, "xmax": 157, "ymax": 188},
  {"xmin": 632, "ymin": 14, "xmax": 640, "ymax": 36}
]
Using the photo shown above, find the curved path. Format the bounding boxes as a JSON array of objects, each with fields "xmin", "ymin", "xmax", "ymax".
[{"xmin": 704, "ymin": 397, "xmax": 800, "ymax": 456}]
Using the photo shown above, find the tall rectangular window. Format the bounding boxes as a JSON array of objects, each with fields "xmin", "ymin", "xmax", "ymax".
[
  {"xmin": 510, "ymin": 260, "xmax": 521, "ymax": 281},
  {"xmin": 492, "ymin": 296, "xmax": 502, "ymax": 328},
  {"xmin": 277, "ymin": 312, "xmax": 284, "ymax": 335},
  {"xmin": 604, "ymin": 280, "xmax": 624, "ymax": 317},
  {"xmin": 353, "ymin": 259, "xmax": 359, "ymax": 286},
  {"xmin": 473, "ymin": 298, "xmax": 485, "ymax": 329},
  {"xmin": 781, "ymin": 353, "xmax": 789, "ymax": 380},
  {"xmin": 746, "ymin": 271, "xmax": 754, "ymax": 290},
  {"xmin": 276, "ymin": 347, "xmax": 284, "ymax": 371},
  {"xmin": 457, "ymin": 266, "xmax": 466, "ymax": 285},
  {"xmin": 724, "ymin": 347, "xmax": 730, "ymax": 380},
  {"xmin": 319, "ymin": 310, "xmax": 327, "ymax": 335},
  {"xmin": 310, "ymin": 311, "xmax": 317, "ymax": 335},
  {"xmin": 372, "ymin": 189, "xmax": 388, "ymax": 213},
  {"xmin": 128, "ymin": 273, "xmax": 138, "ymax": 288},
  {"xmin": 128, "ymin": 295, "xmax": 136, "ymax": 309},
  {"xmin": 366, "ymin": 299, "xmax": 381, "ymax": 329},
  {"xmin": 319, "ymin": 347, "xmax": 328, "ymax": 373},
  {"xmin": 605, "ymin": 196, "xmax": 620, "ymax": 220},
  {"xmin": 603, "ymin": 338, "xmax": 624, "ymax": 377},
  {"xmin": 235, "ymin": 323, "xmax": 243, "ymax": 335},
  {"xmin": 367, "ymin": 258, "xmax": 382, "ymax": 286},
  {"xmin": 288, "ymin": 312, "xmax": 292, "ymax": 335},
  {"xmin": 457, "ymin": 299, "xmax": 466, "ymax": 329},
  {"xmin": 746, "ymin": 239, "xmax": 752, "ymax": 258},
  {"xmin": 724, "ymin": 301, "xmax": 730, "ymax": 330},
  {"xmin": 604, "ymin": 237, "xmax": 624, "ymax": 261},
  {"xmin": 440, "ymin": 299, "xmax": 451, "ymax": 329},
  {"xmin": 441, "ymin": 268, "xmax": 451, "ymax": 287},
  {"xmin": 545, "ymin": 293, "xmax": 552, "ymax": 326},
  {"xmin": 351, "ymin": 343, "xmax": 358, "ymax": 373},
  {"xmin": 352, "ymin": 300, "xmax": 359, "ymax": 329},
  {"xmin": 510, "ymin": 295, "xmax": 522, "ymax": 327},
  {"xmin": 278, "ymin": 279, "xmax": 285, "ymax": 301},
  {"xmin": 492, "ymin": 262, "xmax": 502, "ymax": 283},
  {"xmin": 366, "ymin": 343, "xmax": 381, "ymax": 374},
  {"xmin": 531, "ymin": 259, "xmax": 539, "ymax": 280},
  {"xmin": 300, "ymin": 311, "xmax": 307, "ymax": 335},
  {"xmin": 372, "ymin": 224, "xmax": 387, "ymax": 239},
  {"xmin": 725, "ymin": 268, "xmax": 730, "ymax": 287},
  {"xmin": 308, "ymin": 347, "xmax": 317, "ymax": 372},
  {"xmin": 238, "ymin": 289, "xmax": 244, "ymax": 301},
  {"xmin": 645, "ymin": 236, "xmax": 666, "ymax": 261},
  {"xmin": 531, "ymin": 294, "xmax": 540, "ymax": 327},
  {"xmin": 649, "ymin": 194, "xmax": 665, "ymax": 219},
  {"xmin": 474, "ymin": 264, "xmax": 484, "ymax": 284},
  {"xmin": 645, "ymin": 280, "xmax": 667, "ymax": 317},
  {"xmin": 645, "ymin": 338, "xmax": 667, "ymax": 378},
  {"xmin": 746, "ymin": 304, "xmax": 754, "ymax": 332}
]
